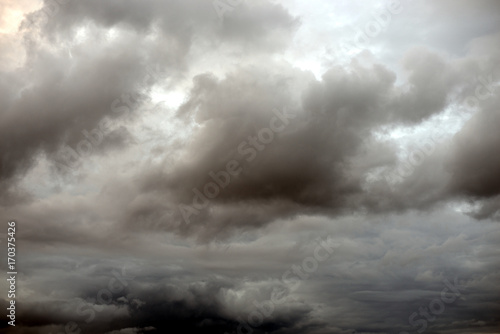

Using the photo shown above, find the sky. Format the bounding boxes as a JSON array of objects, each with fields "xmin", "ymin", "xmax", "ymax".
[{"xmin": 0, "ymin": 0, "xmax": 499, "ymax": 333}]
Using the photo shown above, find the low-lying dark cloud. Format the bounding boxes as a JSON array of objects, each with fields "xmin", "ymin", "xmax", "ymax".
[{"xmin": 1, "ymin": 0, "xmax": 499, "ymax": 333}]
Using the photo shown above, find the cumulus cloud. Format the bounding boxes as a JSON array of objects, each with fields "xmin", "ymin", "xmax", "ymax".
[{"xmin": 1, "ymin": 0, "xmax": 499, "ymax": 333}]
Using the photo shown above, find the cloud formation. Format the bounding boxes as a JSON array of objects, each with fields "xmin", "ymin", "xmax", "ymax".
[{"xmin": 1, "ymin": 0, "xmax": 499, "ymax": 333}]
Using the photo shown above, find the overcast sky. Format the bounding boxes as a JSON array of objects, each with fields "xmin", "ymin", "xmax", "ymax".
[{"xmin": 1, "ymin": 0, "xmax": 500, "ymax": 333}]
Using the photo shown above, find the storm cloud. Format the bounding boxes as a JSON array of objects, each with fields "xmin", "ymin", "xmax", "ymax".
[{"xmin": 1, "ymin": 0, "xmax": 499, "ymax": 333}]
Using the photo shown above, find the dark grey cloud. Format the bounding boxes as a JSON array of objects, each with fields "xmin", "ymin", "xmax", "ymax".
[
  {"xmin": 2, "ymin": 210, "xmax": 499, "ymax": 333},
  {"xmin": 0, "ymin": 0, "xmax": 299, "ymax": 205},
  {"xmin": 124, "ymin": 45, "xmax": 500, "ymax": 238},
  {"xmin": 1, "ymin": 0, "xmax": 500, "ymax": 334},
  {"xmin": 444, "ymin": 89, "xmax": 500, "ymax": 220},
  {"xmin": 0, "ymin": 28, "xmax": 154, "ymax": 202},
  {"xmin": 126, "ymin": 61, "xmax": 388, "ymax": 238}
]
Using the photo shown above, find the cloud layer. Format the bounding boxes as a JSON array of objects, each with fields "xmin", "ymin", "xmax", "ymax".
[{"xmin": 1, "ymin": 0, "xmax": 499, "ymax": 333}]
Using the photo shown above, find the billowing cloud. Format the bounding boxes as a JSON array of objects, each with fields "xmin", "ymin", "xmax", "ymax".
[{"xmin": 1, "ymin": 0, "xmax": 499, "ymax": 333}]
